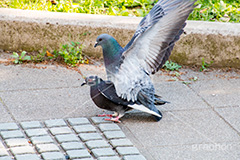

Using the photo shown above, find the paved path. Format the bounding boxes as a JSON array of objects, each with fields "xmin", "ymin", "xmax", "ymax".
[
  {"xmin": 0, "ymin": 117, "xmax": 144, "ymax": 160},
  {"xmin": 0, "ymin": 61, "xmax": 240, "ymax": 160}
]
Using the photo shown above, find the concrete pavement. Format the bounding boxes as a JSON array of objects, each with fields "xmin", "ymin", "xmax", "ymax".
[{"xmin": 0, "ymin": 60, "xmax": 240, "ymax": 159}]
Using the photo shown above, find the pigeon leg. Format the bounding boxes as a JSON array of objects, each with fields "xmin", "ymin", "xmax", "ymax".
[
  {"xmin": 98, "ymin": 111, "xmax": 118, "ymax": 118},
  {"xmin": 104, "ymin": 112, "xmax": 124, "ymax": 123},
  {"xmin": 104, "ymin": 117, "xmax": 121, "ymax": 123},
  {"xmin": 97, "ymin": 114, "xmax": 113, "ymax": 117}
]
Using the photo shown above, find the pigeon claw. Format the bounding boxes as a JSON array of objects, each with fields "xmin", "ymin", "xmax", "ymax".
[
  {"xmin": 104, "ymin": 117, "xmax": 121, "ymax": 123},
  {"xmin": 97, "ymin": 114, "xmax": 113, "ymax": 118}
]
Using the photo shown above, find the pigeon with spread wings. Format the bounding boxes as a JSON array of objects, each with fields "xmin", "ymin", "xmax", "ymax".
[{"xmin": 84, "ymin": 0, "xmax": 196, "ymax": 122}]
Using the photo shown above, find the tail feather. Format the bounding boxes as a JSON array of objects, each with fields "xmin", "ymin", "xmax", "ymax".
[
  {"xmin": 153, "ymin": 108, "xmax": 162, "ymax": 121},
  {"xmin": 137, "ymin": 91, "xmax": 164, "ymax": 121},
  {"xmin": 154, "ymin": 95, "xmax": 170, "ymax": 105}
]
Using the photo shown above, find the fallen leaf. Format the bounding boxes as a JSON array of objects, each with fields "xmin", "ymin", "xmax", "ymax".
[{"xmin": 46, "ymin": 51, "xmax": 54, "ymax": 57}]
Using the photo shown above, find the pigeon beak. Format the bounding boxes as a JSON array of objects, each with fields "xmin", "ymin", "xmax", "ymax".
[
  {"xmin": 94, "ymin": 42, "xmax": 98, "ymax": 48},
  {"xmin": 81, "ymin": 81, "xmax": 86, "ymax": 86}
]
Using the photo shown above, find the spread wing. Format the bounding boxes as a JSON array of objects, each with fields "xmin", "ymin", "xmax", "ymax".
[
  {"xmin": 112, "ymin": 0, "xmax": 196, "ymax": 101},
  {"xmin": 123, "ymin": 0, "xmax": 196, "ymax": 74}
]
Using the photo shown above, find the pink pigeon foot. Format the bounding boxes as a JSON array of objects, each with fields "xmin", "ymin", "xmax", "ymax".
[
  {"xmin": 104, "ymin": 117, "xmax": 121, "ymax": 123},
  {"xmin": 97, "ymin": 114, "xmax": 113, "ymax": 118}
]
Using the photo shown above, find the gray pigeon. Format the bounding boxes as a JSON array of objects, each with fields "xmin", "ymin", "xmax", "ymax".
[
  {"xmin": 87, "ymin": 0, "xmax": 195, "ymax": 122},
  {"xmin": 81, "ymin": 76, "xmax": 167, "ymax": 122}
]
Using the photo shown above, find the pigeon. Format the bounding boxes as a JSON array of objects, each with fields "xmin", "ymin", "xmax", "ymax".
[
  {"xmin": 81, "ymin": 76, "xmax": 167, "ymax": 122},
  {"xmin": 85, "ymin": 0, "xmax": 196, "ymax": 122}
]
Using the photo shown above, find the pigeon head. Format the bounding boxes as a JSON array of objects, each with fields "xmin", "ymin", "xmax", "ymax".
[
  {"xmin": 81, "ymin": 76, "xmax": 101, "ymax": 87},
  {"xmin": 94, "ymin": 34, "xmax": 123, "ymax": 70},
  {"xmin": 94, "ymin": 34, "xmax": 113, "ymax": 48}
]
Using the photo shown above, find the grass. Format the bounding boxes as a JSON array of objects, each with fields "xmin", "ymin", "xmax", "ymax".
[
  {"xmin": 0, "ymin": 0, "xmax": 239, "ymax": 23},
  {"xmin": 189, "ymin": 0, "xmax": 240, "ymax": 22}
]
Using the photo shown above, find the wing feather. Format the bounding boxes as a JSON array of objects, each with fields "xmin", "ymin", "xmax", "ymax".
[
  {"xmin": 113, "ymin": 0, "xmax": 196, "ymax": 101},
  {"xmin": 123, "ymin": 0, "xmax": 196, "ymax": 74}
]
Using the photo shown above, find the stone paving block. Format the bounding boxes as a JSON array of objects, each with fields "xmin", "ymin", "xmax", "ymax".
[
  {"xmin": 15, "ymin": 154, "xmax": 41, "ymax": 160},
  {"xmin": 10, "ymin": 146, "xmax": 35, "ymax": 155},
  {"xmin": 68, "ymin": 118, "xmax": 90, "ymax": 125},
  {"xmin": 110, "ymin": 139, "xmax": 133, "ymax": 148},
  {"xmin": 98, "ymin": 123, "xmax": 121, "ymax": 132},
  {"xmin": 36, "ymin": 143, "xmax": 60, "ymax": 153},
  {"xmin": 55, "ymin": 134, "xmax": 79, "ymax": 143},
  {"xmin": 31, "ymin": 135, "xmax": 54, "ymax": 144},
  {"xmin": 91, "ymin": 117, "xmax": 112, "ymax": 124},
  {"xmin": 79, "ymin": 133, "xmax": 102, "ymax": 142},
  {"xmin": 0, "ymin": 130, "xmax": 24, "ymax": 139},
  {"xmin": 103, "ymin": 131, "xmax": 126, "ymax": 140},
  {"xmin": 0, "ymin": 156, "xmax": 12, "ymax": 160},
  {"xmin": 91, "ymin": 148, "xmax": 116, "ymax": 157},
  {"xmin": 49, "ymin": 127, "xmax": 72, "ymax": 135},
  {"xmin": 5, "ymin": 138, "xmax": 29, "ymax": 147},
  {"xmin": 116, "ymin": 147, "xmax": 140, "ymax": 156},
  {"xmin": 41, "ymin": 152, "xmax": 65, "ymax": 160},
  {"xmin": 0, "ymin": 142, "xmax": 4, "ymax": 148},
  {"xmin": 123, "ymin": 155, "xmax": 146, "ymax": 160},
  {"xmin": 25, "ymin": 128, "xmax": 48, "ymax": 137},
  {"xmin": 61, "ymin": 142, "xmax": 85, "ymax": 151},
  {"xmin": 0, "ymin": 148, "xmax": 9, "ymax": 156},
  {"xmin": 45, "ymin": 119, "xmax": 67, "ymax": 128},
  {"xmin": 66, "ymin": 149, "xmax": 92, "ymax": 159},
  {"xmin": 73, "ymin": 125, "xmax": 96, "ymax": 133},
  {"xmin": 0, "ymin": 123, "xmax": 18, "ymax": 131},
  {"xmin": 86, "ymin": 140, "xmax": 110, "ymax": 149},
  {"xmin": 97, "ymin": 156, "xmax": 121, "ymax": 160},
  {"xmin": 20, "ymin": 121, "xmax": 42, "ymax": 129}
]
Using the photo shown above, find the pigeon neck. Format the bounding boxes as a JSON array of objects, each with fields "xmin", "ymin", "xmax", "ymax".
[{"xmin": 102, "ymin": 39, "xmax": 123, "ymax": 67}]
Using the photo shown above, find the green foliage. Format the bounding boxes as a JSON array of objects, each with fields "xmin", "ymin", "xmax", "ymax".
[
  {"xmin": 10, "ymin": 42, "xmax": 87, "ymax": 66},
  {"xmin": 11, "ymin": 51, "xmax": 31, "ymax": 64},
  {"xmin": 189, "ymin": 0, "xmax": 240, "ymax": 22},
  {"xmin": 163, "ymin": 60, "xmax": 182, "ymax": 71},
  {"xmin": 1, "ymin": 0, "xmax": 156, "ymax": 17},
  {"xmin": 199, "ymin": 58, "xmax": 213, "ymax": 71},
  {"xmin": 31, "ymin": 51, "xmax": 47, "ymax": 62},
  {"xmin": 55, "ymin": 41, "xmax": 87, "ymax": 66},
  {"xmin": 1, "ymin": 0, "xmax": 239, "ymax": 22}
]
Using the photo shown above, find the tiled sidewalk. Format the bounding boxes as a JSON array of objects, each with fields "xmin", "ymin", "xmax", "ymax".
[{"xmin": 0, "ymin": 117, "xmax": 146, "ymax": 160}]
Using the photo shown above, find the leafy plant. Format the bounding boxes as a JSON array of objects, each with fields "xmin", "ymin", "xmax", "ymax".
[
  {"xmin": 199, "ymin": 58, "xmax": 213, "ymax": 71},
  {"xmin": 31, "ymin": 51, "xmax": 47, "ymax": 62},
  {"xmin": 56, "ymin": 41, "xmax": 87, "ymax": 66},
  {"xmin": 10, "ymin": 42, "xmax": 87, "ymax": 66},
  {"xmin": 163, "ymin": 60, "xmax": 182, "ymax": 71},
  {"xmin": 11, "ymin": 51, "xmax": 31, "ymax": 64},
  {"xmin": 189, "ymin": 0, "xmax": 240, "ymax": 22}
]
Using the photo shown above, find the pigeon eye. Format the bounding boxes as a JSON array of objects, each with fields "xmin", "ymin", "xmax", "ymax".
[{"xmin": 99, "ymin": 38, "xmax": 102, "ymax": 41}]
